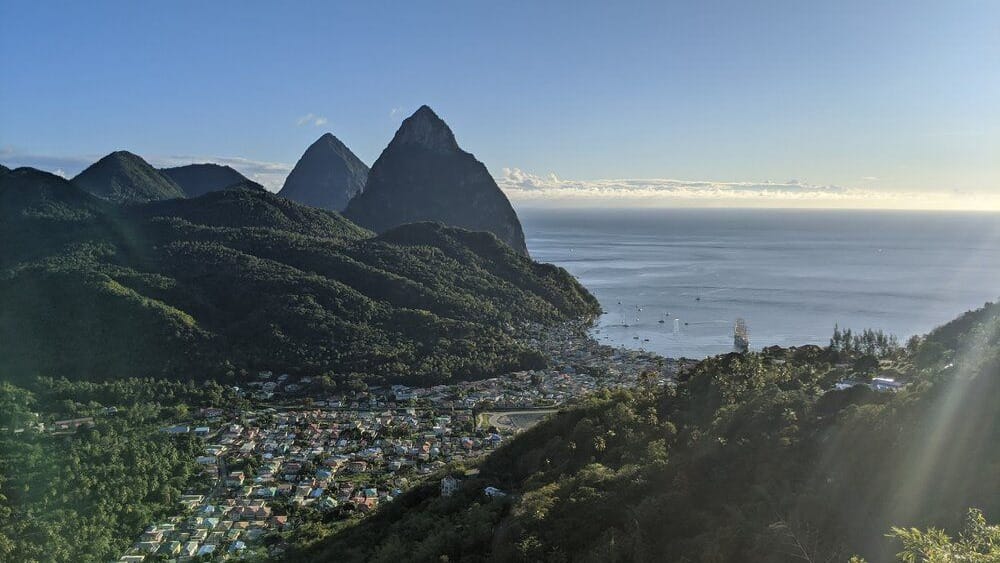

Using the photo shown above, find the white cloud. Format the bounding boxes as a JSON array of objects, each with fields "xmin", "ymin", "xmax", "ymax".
[
  {"xmin": 296, "ymin": 113, "xmax": 328, "ymax": 127},
  {"xmin": 390, "ymin": 107, "xmax": 403, "ymax": 116},
  {"xmin": 0, "ymin": 147, "xmax": 95, "ymax": 176},
  {"xmin": 495, "ymin": 168, "xmax": 995, "ymax": 210}
]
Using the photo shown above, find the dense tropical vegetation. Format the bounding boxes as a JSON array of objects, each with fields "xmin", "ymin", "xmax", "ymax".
[
  {"xmin": 0, "ymin": 377, "xmax": 240, "ymax": 562},
  {"xmin": 293, "ymin": 302, "xmax": 999, "ymax": 562},
  {"xmin": 0, "ymin": 167, "xmax": 599, "ymax": 386}
]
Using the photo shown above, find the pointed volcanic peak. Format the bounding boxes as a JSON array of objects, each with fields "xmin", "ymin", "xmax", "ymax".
[
  {"xmin": 160, "ymin": 163, "xmax": 251, "ymax": 198},
  {"xmin": 72, "ymin": 150, "xmax": 185, "ymax": 204},
  {"xmin": 278, "ymin": 133, "xmax": 369, "ymax": 211},
  {"xmin": 344, "ymin": 105, "xmax": 528, "ymax": 255}
]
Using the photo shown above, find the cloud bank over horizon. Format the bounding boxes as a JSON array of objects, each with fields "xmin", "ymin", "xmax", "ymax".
[
  {"xmin": 2, "ymin": 147, "xmax": 996, "ymax": 211},
  {"xmin": 496, "ymin": 168, "xmax": 998, "ymax": 211}
]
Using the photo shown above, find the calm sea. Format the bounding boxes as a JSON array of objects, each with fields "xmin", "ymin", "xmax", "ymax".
[{"xmin": 520, "ymin": 208, "xmax": 1000, "ymax": 359}]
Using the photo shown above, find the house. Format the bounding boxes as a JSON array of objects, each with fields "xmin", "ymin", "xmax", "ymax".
[
  {"xmin": 52, "ymin": 417, "xmax": 94, "ymax": 431},
  {"xmin": 353, "ymin": 496, "xmax": 378, "ymax": 511},
  {"xmin": 484, "ymin": 486, "xmax": 506, "ymax": 498},
  {"xmin": 441, "ymin": 476, "xmax": 460, "ymax": 497},
  {"xmin": 228, "ymin": 541, "xmax": 247, "ymax": 553},
  {"xmin": 158, "ymin": 541, "xmax": 182, "ymax": 556},
  {"xmin": 136, "ymin": 541, "xmax": 160, "ymax": 553},
  {"xmin": 182, "ymin": 542, "xmax": 199, "ymax": 557},
  {"xmin": 871, "ymin": 377, "xmax": 904, "ymax": 392},
  {"xmin": 226, "ymin": 471, "xmax": 245, "ymax": 487}
]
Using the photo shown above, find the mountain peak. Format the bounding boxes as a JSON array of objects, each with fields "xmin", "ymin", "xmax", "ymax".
[
  {"xmin": 307, "ymin": 133, "xmax": 354, "ymax": 157},
  {"xmin": 104, "ymin": 150, "xmax": 143, "ymax": 163},
  {"xmin": 277, "ymin": 133, "xmax": 370, "ymax": 211},
  {"xmin": 390, "ymin": 105, "xmax": 460, "ymax": 153},
  {"xmin": 344, "ymin": 106, "xmax": 528, "ymax": 255},
  {"xmin": 72, "ymin": 150, "xmax": 185, "ymax": 203}
]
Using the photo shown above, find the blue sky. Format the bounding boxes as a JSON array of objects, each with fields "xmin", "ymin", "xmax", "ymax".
[{"xmin": 1, "ymin": 1, "xmax": 998, "ymax": 208}]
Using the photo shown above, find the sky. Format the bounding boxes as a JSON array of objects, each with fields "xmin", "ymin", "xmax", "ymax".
[{"xmin": 1, "ymin": 0, "xmax": 998, "ymax": 209}]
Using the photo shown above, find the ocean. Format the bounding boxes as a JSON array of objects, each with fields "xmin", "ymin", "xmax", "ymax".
[{"xmin": 520, "ymin": 208, "xmax": 1000, "ymax": 359}]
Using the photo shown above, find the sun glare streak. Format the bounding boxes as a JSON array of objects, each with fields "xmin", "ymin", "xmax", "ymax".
[{"xmin": 880, "ymin": 318, "xmax": 999, "ymax": 532}]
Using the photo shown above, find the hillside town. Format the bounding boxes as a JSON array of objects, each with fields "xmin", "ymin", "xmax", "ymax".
[{"xmin": 114, "ymin": 323, "xmax": 687, "ymax": 561}]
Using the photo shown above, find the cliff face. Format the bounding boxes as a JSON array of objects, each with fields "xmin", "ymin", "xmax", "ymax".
[
  {"xmin": 278, "ymin": 133, "xmax": 369, "ymax": 211},
  {"xmin": 344, "ymin": 105, "xmax": 528, "ymax": 255}
]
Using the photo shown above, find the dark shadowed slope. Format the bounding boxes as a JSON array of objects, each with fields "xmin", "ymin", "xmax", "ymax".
[
  {"xmin": 0, "ymin": 172, "xmax": 597, "ymax": 384},
  {"xmin": 344, "ymin": 106, "xmax": 528, "ymax": 255},
  {"xmin": 71, "ymin": 151, "xmax": 185, "ymax": 203},
  {"xmin": 136, "ymin": 183, "xmax": 369, "ymax": 240},
  {"xmin": 1, "ymin": 167, "xmax": 108, "ymax": 222},
  {"xmin": 278, "ymin": 133, "xmax": 370, "ymax": 211},
  {"xmin": 160, "ymin": 163, "xmax": 254, "ymax": 197}
]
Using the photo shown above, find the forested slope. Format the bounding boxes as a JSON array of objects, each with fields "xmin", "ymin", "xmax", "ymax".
[
  {"xmin": 296, "ymin": 303, "xmax": 1000, "ymax": 562},
  {"xmin": 0, "ymin": 168, "xmax": 599, "ymax": 385}
]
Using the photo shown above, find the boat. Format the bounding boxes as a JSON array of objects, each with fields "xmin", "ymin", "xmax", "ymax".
[{"xmin": 734, "ymin": 318, "xmax": 750, "ymax": 352}]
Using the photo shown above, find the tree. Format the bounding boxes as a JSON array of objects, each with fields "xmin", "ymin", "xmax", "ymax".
[
  {"xmin": 888, "ymin": 508, "xmax": 999, "ymax": 563},
  {"xmin": 853, "ymin": 509, "xmax": 1000, "ymax": 563}
]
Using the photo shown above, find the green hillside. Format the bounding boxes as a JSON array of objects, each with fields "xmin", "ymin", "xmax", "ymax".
[
  {"xmin": 0, "ymin": 169, "xmax": 599, "ymax": 385},
  {"xmin": 294, "ymin": 302, "xmax": 1000, "ymax": 562},
  {"xmin": 71, "ymin": 151, "xmax": 186, "ymax": 203}
]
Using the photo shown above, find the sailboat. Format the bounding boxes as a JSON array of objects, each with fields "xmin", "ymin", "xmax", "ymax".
[{"xmin": 734, "ymin": 318, "xmax": 749, "ymax": 352}]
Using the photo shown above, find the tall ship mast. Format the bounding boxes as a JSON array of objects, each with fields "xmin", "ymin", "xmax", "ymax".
[{"xmin": 734, "ymin": 318, "xmax": 749, "ymax": 352}]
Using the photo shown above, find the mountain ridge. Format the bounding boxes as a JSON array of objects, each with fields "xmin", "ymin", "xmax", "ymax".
[
  {"xmin": 160, "ymin": 163, "xmax": 252, "ymax": 197},
  {"xmin": 0, "ymin": 169, "xmax": 598, "ymax": 384}
]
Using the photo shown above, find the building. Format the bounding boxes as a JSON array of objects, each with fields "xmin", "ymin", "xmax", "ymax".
[{"xmin": 440, "ymin": 475, "xmax": 460, "ymax": 497}]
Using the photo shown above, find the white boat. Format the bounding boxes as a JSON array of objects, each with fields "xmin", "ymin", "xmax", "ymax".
[{"xmin": 734, "ymin": 318, "xmax": 749, "ymax": 352}]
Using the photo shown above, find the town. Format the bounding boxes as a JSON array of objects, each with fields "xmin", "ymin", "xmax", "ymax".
[{"xmin": 114, "ymin": 323, "xmax": 688, "ymax": 561}]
